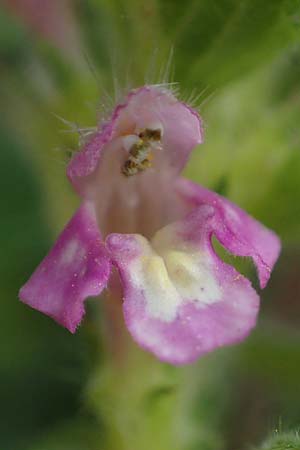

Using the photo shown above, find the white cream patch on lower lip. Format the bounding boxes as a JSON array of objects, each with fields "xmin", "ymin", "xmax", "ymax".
[
  {"xmin": 127, "ymin": 231, "xmax": 221, "ymax": 323},
  {"xmin": 139, "ymin": 253, "xmax": 182, "ymax": 321},
  {"xmin": 162, "ymin": 250, "xmax": 221, "ymax": 305}
]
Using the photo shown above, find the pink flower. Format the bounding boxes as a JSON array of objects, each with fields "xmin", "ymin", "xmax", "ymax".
[
  {"xmin": 3, "ymin": 0, "xmax": 80, "ymax": 56},
  {"xmin": 19, "ymin": 85, "xmax": 280, "ymax": 365}
]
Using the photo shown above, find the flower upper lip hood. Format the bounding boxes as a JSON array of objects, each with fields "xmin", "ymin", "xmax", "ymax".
[
  {"xmin": 19, "ymin": 84, "xmax": 281, "ymax": 365},
  {"xmin": 67, "ymin": 86, "xmax": 203, "ymax": 195}
]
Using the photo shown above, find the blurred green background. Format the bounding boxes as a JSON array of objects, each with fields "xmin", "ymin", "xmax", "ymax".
[{"xmin": 1, "ymin": 1, "xmax": 300, "ymax": 449}]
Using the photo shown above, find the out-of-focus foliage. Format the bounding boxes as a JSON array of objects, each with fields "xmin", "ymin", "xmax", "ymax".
[
  {"xmin": 1, "ymin": 1, "xmax": 300, "ymax": 449},
  {"xmin": 255, "ymin": 431, "xmax": 300, "ymax": 449}
]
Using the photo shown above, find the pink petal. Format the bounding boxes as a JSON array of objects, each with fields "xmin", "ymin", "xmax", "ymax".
[
  {"xmin": 67, "ymin": 86, "xmax": 203, "ymax": 194},
  {"xmin": 177, "ymin": 178, "xmax": 281, "ymax": 288},
  {"xmin": 19, "ymin": 202, "xmax": 111, "ymax": 332},
  {"xmin": 106, "ymin": 206, "xmax": 260, "ymax": 365}
]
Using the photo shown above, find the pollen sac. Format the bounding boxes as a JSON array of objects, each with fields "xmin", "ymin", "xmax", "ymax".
[
  {"xmin": 121, "ymin": 127, "xmax": 163, "ymax": 177},
  {"xmin": 122, "ymin": 159, "xmax": 140, "ymax": 176},
  {"xmin": 138, "ymin": 128, "xmax": 162, "ymax": 141}
]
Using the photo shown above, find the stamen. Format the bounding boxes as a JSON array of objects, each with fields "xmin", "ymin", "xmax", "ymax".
[{"xmin": 121, "ymin": 126, "xmax": 163, "ymax": 177}]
